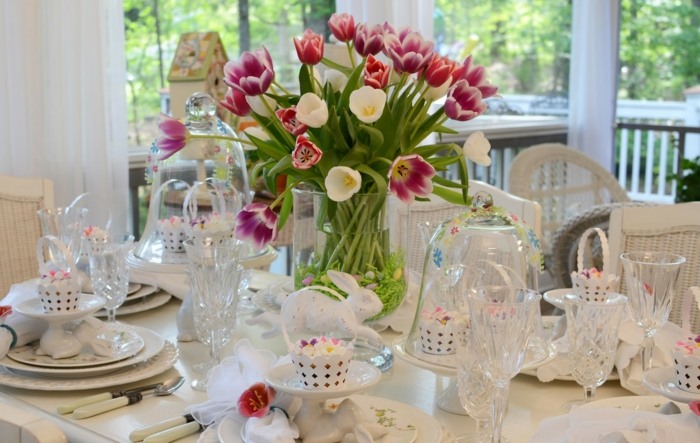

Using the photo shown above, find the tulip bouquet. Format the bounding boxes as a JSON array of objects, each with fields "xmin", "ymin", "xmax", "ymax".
[{"xmin": 156, "ymin": 13, "xmax": 496, "ymax": 317}]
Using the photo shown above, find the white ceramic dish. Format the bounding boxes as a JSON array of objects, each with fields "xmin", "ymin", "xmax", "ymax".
[
  {"xmin": 265, "ymin": 361, "xmax": 381, "ymax": 401},
  {"xmin": 7, "ymin": 324, "xmax": 144, "ymax": 368},
  {"xmin": 642, "ymin": 366, "xmax": 700, "ymax": 403},
  {"xmin": 95, "ymin": 291, "xmax": 172, "ymax": 318},
  {"xmin": 0, "ymin": 340, "xmax": 178, "ymax": 390},
  {"xmin": 0, "ymin": 324, "xmax": 165, "ymax": 378},
  {"xmin": 15, "ymin": 294, "xmax": 105, "ymax": 322},
  {"xmin": 220, "ymin": 394, "xmax": 441, "ymax": 443},
  {"xmin": 542, "ymin": 288, "xmax": 573, "ymax": 310},
  {"xmin": 578, "ymin": 394, "xmax": 689, "ymax": 413}
]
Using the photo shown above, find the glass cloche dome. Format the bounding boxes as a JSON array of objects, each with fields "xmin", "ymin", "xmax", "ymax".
[{"xmin": 130, "ymin": 92, "xmax": 259, "ymax": 272}]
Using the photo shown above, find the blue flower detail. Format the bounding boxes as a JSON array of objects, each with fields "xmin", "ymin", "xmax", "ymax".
[
  {"xmin": 527, "ymin": 229, "xmax": 540, "ymax": 249},
  {"xmin": 432, "ymin": 248, "xmax": 443, "ymax": 268}
]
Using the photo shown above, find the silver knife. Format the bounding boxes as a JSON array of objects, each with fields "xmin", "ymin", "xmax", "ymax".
[{"xmin": 129, "ymin": 414, "xmax": 195, "ymax": 442}]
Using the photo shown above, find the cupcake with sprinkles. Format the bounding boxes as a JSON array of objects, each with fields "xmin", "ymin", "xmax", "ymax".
[
  {"xmin": 157, "ymin": 215, "xmax": 187, "ymax": 252},
  {"xmin": 290, "ymin": 336, "xmax": 353, "ymax": 390},
  {"xmin": 419, "ymin": 306, "xmax": 456, "ymax": 355},
  {"xmin": 673, "ymin": 334, "xmax": 700, "ymax": 393}
]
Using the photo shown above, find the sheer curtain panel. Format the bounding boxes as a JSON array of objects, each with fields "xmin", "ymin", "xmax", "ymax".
[{"xmin": 0, "ymin": 0, "xmax": 129, "ymax": 233}]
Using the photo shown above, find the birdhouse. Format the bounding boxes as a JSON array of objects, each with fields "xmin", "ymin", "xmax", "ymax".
[{"xmin": 167, "ymin": 32, "xmax": 230, "ymax": 124}]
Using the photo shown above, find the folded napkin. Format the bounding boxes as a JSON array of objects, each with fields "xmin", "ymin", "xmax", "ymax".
[
  {"xmin": 0, "ymin": 281, "xmax": 49, "ymax": 358},
  {"xmin": 531, "ymin": 407, "xmax": 700, "ymax": 443},
  {"xmin": 129, "ymin": 267, "xmax": 187, "ymax": 300}
]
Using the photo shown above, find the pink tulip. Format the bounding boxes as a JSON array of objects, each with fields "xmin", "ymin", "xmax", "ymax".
[
  {"xmin": 276, "ymin": 107, "xmax": 308, "ymax": 136},
  {"xmin": 424, "ymin": 55, "xmax": 465, "ymax": 88},
  {"xmin": 236, "ymin": 203, "xmax": 278, "ymax": 249},
  {"xmin": 223, "ymin": 47, "xmax": 275, "ymax": 96},
  {"xmin": 155, "ymin": 114, "xmax": 188, "ymax": 160},
  {"xmin": 237, "ymin": 383, "xmax": 276, "ymax": 419},
  {"xmin": 387, "ymin": 154, "xmax": 436, "ymax": 204},
  {"xmin": 364, "ymin": 54, "xmax": 390, "ymax": 89},
  {"xmin": 385, "ymin": 31, "xmax": 434, "ymax": 74},
  {"xmin": 291, "ymin": 135, "xmax": 323, "ymax": 170},
  {"xmin": 220, "ymin": 88, "xmax": 251, "ymax": 117},
  {"xmin": 294, "ymin": 29, "xmax": 324, "ymax": 66},
  {"xmin": 460, "ymin": 55, "xmax": 498, "ymax": 99},
  {"xmin": 0, "ymin": 305, "xmax": 12, "ymax": 318},
  {"xmin": 444, "ymin": 80, "xmax": 487, "ymax": 122},
  {"xmin": 353, "ymin": 24, "xmax": 384, "ymax": 57},
  {"xmin": 328, "ymin": 13, "xmax": 355, "ymax": 43}
]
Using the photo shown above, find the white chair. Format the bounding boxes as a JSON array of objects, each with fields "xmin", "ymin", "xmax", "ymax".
[
  {"xmin": 508, "ymin": 143, "xmax": 631, "ymax": 272},
  {"xmin": 0, "ymin": 402, "xmax": 67, "ymax": 443},
  {"xmin": 399, "ymin": 180, "xmax": 542, "ymax": 273},
  {"xmin": 608, "ymin": 201, "xmax": 700, "ymax": 331},
  {"xmin": 0, "ymin": 175, "xmax": 55, "ymax": 298}
]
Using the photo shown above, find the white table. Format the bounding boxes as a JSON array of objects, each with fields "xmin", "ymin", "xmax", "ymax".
[{"xmin": 0, "ymin": 272, "xmax": 634, "ymax": 443}]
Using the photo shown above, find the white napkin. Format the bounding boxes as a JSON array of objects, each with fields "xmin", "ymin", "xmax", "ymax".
[
  {"xmin": 530, "ymin": 407, "xmax": 700, "ymax": 442},
  {"xmin": 0, "ymin": 281, "xmax": 49, "ymax": 358},
  {"xmin": 129, "ymin": 267, "xmax": 187, "ymax": 299}
]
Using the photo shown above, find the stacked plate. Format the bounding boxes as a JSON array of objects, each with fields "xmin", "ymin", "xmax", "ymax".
[
  {"xmin": 92, "ymin": 283, "xmax": 172, "ymax": 318},
  {"xmin": 0, "ymin": 321, "xmax": 178, "ymax": 391}
]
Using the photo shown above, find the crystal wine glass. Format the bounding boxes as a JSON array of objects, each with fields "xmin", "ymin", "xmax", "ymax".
[
  {"xmin": 184, "ymin": 237, "xmax": 244, "ymax": 391},
  {"xmin": 562, "ymin": 292, "xmax": 627, "ymax": 410},
  {"xmin": 620, "ymin": 251, "xmax": 685, "ymax": 371},
  {"xmin": 87, "ymin": 234, "xmax": 134, "ymax": 322},
  {"xmin": 467, "ymin": 285, "xmax": 540, "ymax": 443}
]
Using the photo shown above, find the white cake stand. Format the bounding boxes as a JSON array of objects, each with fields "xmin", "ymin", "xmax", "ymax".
[
  {"xmin": 15, "ymin": 294, "xmax": 105, "ymax": 359},
  {"xmin": 265, "ymin": 361, "xmax": 382, "ymax": 442}
]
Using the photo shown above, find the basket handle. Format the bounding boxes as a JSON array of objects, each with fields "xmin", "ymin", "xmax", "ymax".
[
  {"xmin": 681, "ymin": 287, "xmax": 700, "ymax": 335},
  {"xmin": 279, "ymin": 285, "xmax": 357, "ymax": 351},
  {"xmin": 576, "ymin": 227, "xmax": 611, "ymax": 278},
  {"xmin": 182, "ymin": 178, "xmax": 227, "ymax": 225}
]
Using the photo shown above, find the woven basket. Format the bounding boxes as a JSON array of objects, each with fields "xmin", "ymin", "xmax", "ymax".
[{"xmin": 570, "ymin": 227, "xmax": 620, "ymax": 302}]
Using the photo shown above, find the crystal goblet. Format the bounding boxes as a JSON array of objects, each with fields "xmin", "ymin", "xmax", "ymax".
[
  {"xmin": 184, "ymin": 237, "xmax": 244, "ymax": 391},
  {"xmin": 620, "ymin": 251, "xmax": 685, "ymax": 372},
  {"xmin": 562, "ymin": 292, "xmax": 627, "ymax": 410},
  {"xmin": 467, "ymin": 286, "xmax": 540, "ymax": 443},
  {"xmin": 87, "ymin": 234, "xmax": 134, "ymax": 322}
]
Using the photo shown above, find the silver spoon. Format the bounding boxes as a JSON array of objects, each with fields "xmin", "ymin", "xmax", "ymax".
[{"xmin": 73, "ymin": 376, "xmax": 185, "ymax": 419}]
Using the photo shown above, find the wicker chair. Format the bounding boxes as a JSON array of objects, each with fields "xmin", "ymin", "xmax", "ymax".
[
  {"xmin": 508, "ymin": 143, "xmax": 631, "ymax": 274},
  {"xmin": 0, "ymin": 175, "xmax": 55, "ymax": 298},
  {"xmin": 399, "ymin": 180, "xmax": 542, "ymax": 273},
  {"xmin": 607, "ymin": 201, "xmax": 700, "ymax": 331},
  {"xmin": 550, "ymin": 201, "xmax": 656, "ymax": 289}
]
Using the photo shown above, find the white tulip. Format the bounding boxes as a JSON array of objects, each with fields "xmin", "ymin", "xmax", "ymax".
[
  {"xmin": 241, "ymin": 126, "xmax": 269, "ymax": 150},
  {"xmin": 463, "ymin": 131, "xmax": 492, "ymax": 166},
  {"xmin": 325, "ymin": 166, "xmax": 362, "ymax": 202},
  {"xmin": 246, "ymin": 95, "xmax": 276, "ymax": 117},
  {"xmin": 323, "ymin": 69, "xmax": 348, "ymax": 92},
  {"xmin": 424, "ymin": 78, "xmax": 452, "ymax": 101},
  {"xmin": 349, "ymin": 86, "xmax": 386, "ymax": 124},
  {"xmin": 296, "ymin": 93, "xmax": 329, "ymax": 128}
]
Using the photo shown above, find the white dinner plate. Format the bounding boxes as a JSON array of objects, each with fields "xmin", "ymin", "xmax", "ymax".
[
  {"xmin": 125, "ymin": 284, "xmax": 158, "ymax": 301},
  {"xmin": 0, "ymin": 324, "xmax": 165, "ymax": 378},
  {"xmin": 542, "ymin": 288, "xmax": 573, "ymax": 310},
  {"xmin": 392, "ymin": 335, "xmax": 557, "ymax": 376},
  {"xmin": 265, "ymin": 361, "xmax": 381, "ymax": 401},
  {"xmin": 0, "ymin": 340, "xmax": 178, "ymax": 390},
  {"xmin": 219, "ymin": 394, "xmax": 441, "ymax": 443},
  {"xmin": 642, "ymin": 366, "xmax": 700, "ymax": 403},
  {"xmin": 578, "ymin": 394, "xmax": 689, "ymax": 413},
  {"xmin": 7, "ymin": 323, "xmax": 144, "ymax": 368},
  {"xmin": 95, "ymin": 291, "xmax": 172, "ymax": 318}
]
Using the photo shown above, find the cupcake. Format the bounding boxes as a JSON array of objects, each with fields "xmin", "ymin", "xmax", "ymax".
[
  {"xmin": 37, "ymin": 266, "xmax": 81, "ymax": 313},
  {"xmin": 157, "ymin": 216, "xmax": 187, "ymax": 252},
  {"xmin": 290, "ymin": 336, "xmax": 353, "ymax": 390},
  {"xmin": 672, "ymin": 334, "xmax": 700, "ymax": 393},
  {"xmin": 82, "ymin": 225, "xmax": 110, "ymax": 254},
  {"xmin": 186, "ymin": 212, "xmax": 235, "ymax": 245},
  {"xmin": 419, "ymin": 306, "xmax": 456, "ymax": 355}
]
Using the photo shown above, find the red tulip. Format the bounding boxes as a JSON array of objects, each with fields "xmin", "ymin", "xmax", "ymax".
[
  {"xmin": 294, "ymin": 29, "xmax": 324, "ymax": 66},
  {"xmin": 444, "ymin": 80, "xmax": 487, "ymax": 122},
  {"xmin": 385, "ymin": 31, "xmax": 434, "ymax": 74},
  {"xmin": 424, "ymin": 55, "xmax": 465, "ymax": 88},
  {"xmin": 220, "ymin": 88, "xmax": 251, "ymax": 117},
  {"xmin": 0, "ymin": 306, "xmax": 12, "ymax": 318},
  {"xmin": 237, "ymin": 382, "xmax": 276, "ymax": 419},
  {"xmin": 690, "ymin": 400, "xmax": 700, "ymax": 416},
  {"xmin": 328, "ymin": 13, "xmax": 355, "ymax": 43},
  {"xmin": 460, "ymin": 55, "xmax": 498, "ymax": 99},
  {"xmin": 292, "ymin": 135, "xmax": 323, "ymax": 170},
  {"xmin": 235, "ymin": 203, "xmax": 278, "ymax": 249},
  {"xmin": 276, "ymin": 107, "xmax": 308, "ymax": 136},
  {"xmin": 364, "ymin": 55, "xmax": 390, "ymax": 89},
  {"xmin": 388, "ymin": 154, "xmax": 436, "ymax": 204},
  {"xmin": 155, "ymin": 114, "xmax": 188, "ymax": 160},
  {"xmin": 223, "ymin": 47, "xmax": 275, "ymax": 96},
  {"xmin": 354, "ymin": 24, "xmax": 384, "ymax": 57}
]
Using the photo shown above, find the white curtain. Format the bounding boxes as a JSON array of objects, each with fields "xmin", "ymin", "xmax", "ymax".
[
  {"xmin": 568, "ymin": 0, "xmax": 621, "ymax": 172},
  {"xmin": 335, "ymin": 0, "xmax": 435, "ymax": 40},
  {"xmin": 0, "ymin": 0, "xmax": 129, "ymax": 233}
]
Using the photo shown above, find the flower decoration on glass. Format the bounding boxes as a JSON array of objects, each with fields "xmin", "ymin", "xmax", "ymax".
[{"xmin": 154, "ymin": 13, "xmax": 498, "ymax": 250}]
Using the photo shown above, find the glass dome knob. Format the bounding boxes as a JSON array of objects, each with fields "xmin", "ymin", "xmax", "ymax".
[
  {"xmin": 185, "ymin": 92, "xmax": 217, "ymax": 125},
  {"xmin": 472, "ymin": 191, "xmax": 493, "ymax": 209}
]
